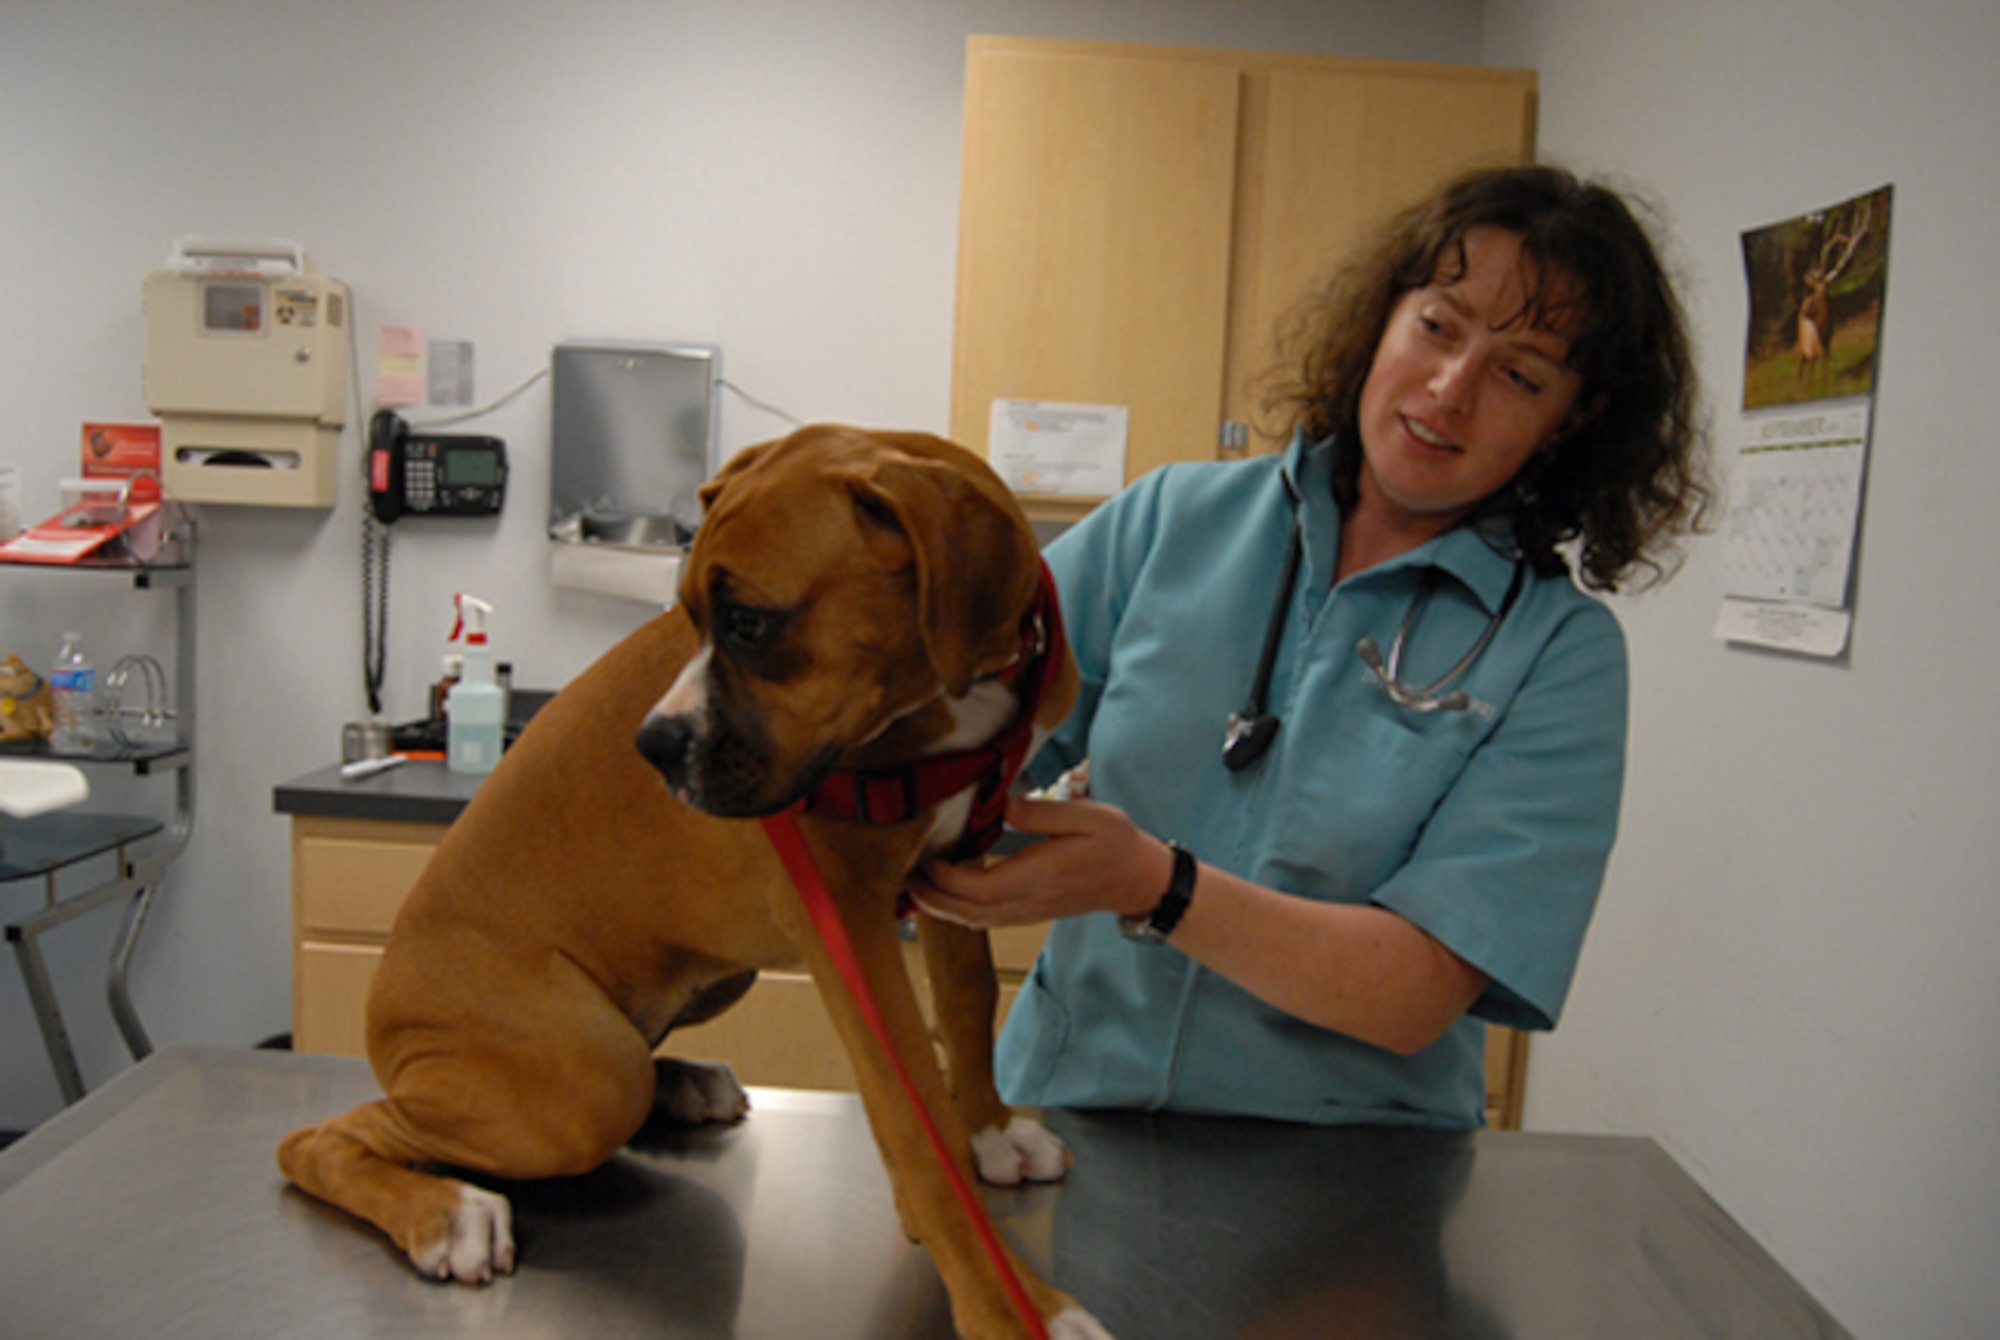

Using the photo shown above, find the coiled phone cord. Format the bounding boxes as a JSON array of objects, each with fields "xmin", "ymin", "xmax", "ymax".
[{"xmin": 362, "ymin": 508, "xmax": 390, "ymax": 717}]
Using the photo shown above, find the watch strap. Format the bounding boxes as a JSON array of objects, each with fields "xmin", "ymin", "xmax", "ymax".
[{"xmin": 1119, "ymin": 841, "xmax": 1196, "ymax": 943}]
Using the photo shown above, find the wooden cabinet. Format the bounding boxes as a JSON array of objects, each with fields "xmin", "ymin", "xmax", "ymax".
[
  {"xmin": 949, "ymin": 36, "xmax": 1537, "ymax": 519},
  {"xmin": 290, "ymin": 816, "xmax": 440, "ymax": 1056}
]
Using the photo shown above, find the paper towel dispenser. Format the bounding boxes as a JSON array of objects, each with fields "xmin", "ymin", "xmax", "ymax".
[
  {"xmin": 143, "ymin": 239, "xmax": 350, "ymax": 508},
  {"xmin": 546, "ymin": 340, "xmax": 718, "ymax": 606},
  {"xmin": 549, "ymin": 341, "xmax": 720, "ymax": 547}
]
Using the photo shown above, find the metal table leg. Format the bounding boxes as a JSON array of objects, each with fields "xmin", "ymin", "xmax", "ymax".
[{"xmin": 7, "ymin": 875, "xmax": 88, "ymax": 1106}]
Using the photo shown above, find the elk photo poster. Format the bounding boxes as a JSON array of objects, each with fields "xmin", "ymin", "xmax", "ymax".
[{"xmin": 1717, "ymin": 184, "xmax": 1894, "ymax": 657}]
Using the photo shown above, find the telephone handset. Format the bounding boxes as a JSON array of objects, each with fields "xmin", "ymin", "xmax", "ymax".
[
  {"xmin": 368, "ymin": 409, "xmax": 508, "ymax": 523},
  {"xmin": 367, "ymin": 410, "xmax": 410, "ymax": 523}
]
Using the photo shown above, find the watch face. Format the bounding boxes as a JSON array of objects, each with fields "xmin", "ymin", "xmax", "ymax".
[
  {"xmin": 1117, "ymin": 914, "xmax": 1167, "ymax": 944},
  {"xmin": 1120, "ymin": 841, "xmax": 1195, "ymax": 943}
]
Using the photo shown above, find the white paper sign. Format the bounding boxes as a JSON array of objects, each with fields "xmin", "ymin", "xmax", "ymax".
[
  {"xmin": 987, "ymin": 399, "xmax": 1128, "ymax": 497},
  {"xmin": 1712, "ymin": 597, "xmax": 1852, "ymax": 658}
]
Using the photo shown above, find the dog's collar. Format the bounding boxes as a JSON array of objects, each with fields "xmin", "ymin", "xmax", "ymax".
[{"xmin": 799, "ymin": 560, "xmax": 1066, "ymax": 860}]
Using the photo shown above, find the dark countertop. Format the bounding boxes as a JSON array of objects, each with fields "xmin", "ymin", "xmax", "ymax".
[
  {"xmin": 273, "ymin": 756, "xmax": 484, "ymax": 826},
  {"xmin": 0, "ymin": 1046, "xmax": 1852, "ymax": 1339},
  {"xmin": 273, "ymin": 691, "xmax": 556, "ymax": 826}
]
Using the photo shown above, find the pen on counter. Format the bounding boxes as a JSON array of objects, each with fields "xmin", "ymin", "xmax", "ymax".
[{"xmin": 340, "ymin": 754, "xmax": 408, "ymax": 782}]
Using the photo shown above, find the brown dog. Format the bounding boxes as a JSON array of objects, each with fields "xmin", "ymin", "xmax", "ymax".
[{"xmin": 278, "ymin": 425, "xmax": 1110, "ymax": 1340}]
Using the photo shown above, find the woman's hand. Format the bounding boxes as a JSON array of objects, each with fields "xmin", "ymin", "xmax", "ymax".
[
  {"xmin": 909, "ymin": 794, "xmax": 1173, "ymax": 929},
  {"xmin": 913, "ymin": 792, "xmax": 1491, "ymax": 1057}
]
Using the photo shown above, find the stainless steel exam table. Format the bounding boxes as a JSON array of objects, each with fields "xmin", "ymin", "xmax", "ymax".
[{"xmin": 0, "ymin": 1046, "xmax": 1849, "ymax": 1338}]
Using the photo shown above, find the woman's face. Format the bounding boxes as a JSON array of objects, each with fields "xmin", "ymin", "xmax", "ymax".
[{"xmin": 1355, "ymin": 227, "xmax": 1589, "ymax": 539}]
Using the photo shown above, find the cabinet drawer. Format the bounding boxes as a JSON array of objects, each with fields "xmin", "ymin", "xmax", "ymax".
[
  {"xmin": 295, "ymin": 940, "xmax": 384, "ymax": 1057},
  {"xmin": 293, "ymin": 818, "xmax": 442, "ymax": 939}
]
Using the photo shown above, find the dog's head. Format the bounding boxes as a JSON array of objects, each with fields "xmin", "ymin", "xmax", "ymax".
[{"xmin": 636, "ymin": 424, "xmax": 1042, "ymax": 818}]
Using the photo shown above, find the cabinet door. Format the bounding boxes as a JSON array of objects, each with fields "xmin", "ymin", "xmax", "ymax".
[
  {"xmin": 950, "ymin": 40, "xmax": 1242, "ymax": 502},
  {"xmin": 952, "ymin": 39, "xmax": 1537, "ymax": 499},
  {"xmin": 1225, "ymin": 65, "xmax": 1537, "ymax": 433},
  {"xmin": 295, "ymin": 942, "xmax": 383, "ymax": 1057}
]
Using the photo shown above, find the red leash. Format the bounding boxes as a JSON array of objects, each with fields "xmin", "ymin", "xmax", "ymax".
[{"xmin": 759, "ymin": 807, "xmax": 1051, "ymax": 1340}]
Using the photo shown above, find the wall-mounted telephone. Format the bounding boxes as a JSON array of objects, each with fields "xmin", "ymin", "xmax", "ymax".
[{"xmin": 368, "ymin": 409, "xmax": 508, "ymax": 523}]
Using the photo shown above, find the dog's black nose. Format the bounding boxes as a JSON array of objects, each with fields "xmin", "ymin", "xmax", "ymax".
[{"xmin": 635, "ymin": 713, "xmax": 696, "ymax": 788}]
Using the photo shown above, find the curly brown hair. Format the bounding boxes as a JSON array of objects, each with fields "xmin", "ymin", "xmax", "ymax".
[{"xmin": 1260, "ymin": 164, "xmax": 1714, "ymax": 592}]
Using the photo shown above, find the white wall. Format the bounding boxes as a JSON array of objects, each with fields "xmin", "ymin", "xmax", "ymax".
[
  {"xmin": 1486, "ymin": 1, "xmax": 2000, "ymax": 1335},
  {"xmin": 0, "ymin": 3, "xmax": 1479, "ymax": 1103}
]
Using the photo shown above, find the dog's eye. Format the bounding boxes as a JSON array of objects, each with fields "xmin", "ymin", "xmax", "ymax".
[{"xmin": 719, "ymin": 603, "xmax": 778, "ymax": 652}]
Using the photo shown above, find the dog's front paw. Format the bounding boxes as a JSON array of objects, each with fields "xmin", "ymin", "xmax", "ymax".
[
  {"xmin": 1049, "ymin": 1306, "xmax": 1115, "ymax": 1340},
  {"xmin": 970, "ymin": 1115, "xmax": 1071, "ymax": 1186},
  {"xmin": 653, "ymin": 1057, "xmax": 752, "ymax": 1125},
  {"xmin": 411, "ymin": 1184, "xmax": 515, "ymax": 1284}
]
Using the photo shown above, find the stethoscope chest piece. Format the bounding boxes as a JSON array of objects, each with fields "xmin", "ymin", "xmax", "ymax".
[{"xmin": 1222, "ymin": 710, "xmax": 1280, "ymax": 772}]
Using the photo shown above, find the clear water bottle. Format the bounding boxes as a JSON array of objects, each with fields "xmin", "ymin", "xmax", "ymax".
[{"xmin": 49, "ymin": 632, "xmax": 97, "ymax": 756}]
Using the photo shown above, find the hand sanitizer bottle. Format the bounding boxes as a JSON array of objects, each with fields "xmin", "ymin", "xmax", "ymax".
[{"xmin": 445, "ymin": 594, "xmax": 505, "ymax": 776}]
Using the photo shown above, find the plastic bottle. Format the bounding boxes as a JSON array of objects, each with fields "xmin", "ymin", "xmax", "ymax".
[
  {"xmin": 429, "ymin": 653, "xmax": 464, "ymax": 722},
  {"xmin": 445, "ymin": 594, "xmax": 505, "ymax": 776},
  {"xmin": 49, "ymin": 632, "xmax": 98, "ymax": 756}
]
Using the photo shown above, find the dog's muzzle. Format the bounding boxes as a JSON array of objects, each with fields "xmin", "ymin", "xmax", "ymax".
[{"xmin": 635, "ymin": 713, "xmax": 698, "ymax": 795}]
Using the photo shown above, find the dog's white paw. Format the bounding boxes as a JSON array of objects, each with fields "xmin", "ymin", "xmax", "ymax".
[
  {"xmin": 411, "ymin": 1184, "xmax": 515, "ymax": 1284},
  {"xmin": 1049, "ymin": 1305, "xmax": 1115, "ymax": 1339},
  {"xmin": 655, "ymin": 1057, "xmax": 751, "ymax": 1124},
  {"xmin": 970, "ymin": 1115, "xmax": 1070, "ymax": 1186}
]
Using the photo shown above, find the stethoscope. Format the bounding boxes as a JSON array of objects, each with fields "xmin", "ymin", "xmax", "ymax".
[{"xmin": 1221, "ymin": 524, "xmax": 1527, "ymax": 772}]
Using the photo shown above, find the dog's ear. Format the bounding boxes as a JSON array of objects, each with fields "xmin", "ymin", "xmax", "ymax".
[
  {"xmin": 849, "ymin": 456, "xmax": 1037, "ymax": 698},
  {"xmin": 698, "ymin": 439, "xmax": 777, "ymax": 510}
]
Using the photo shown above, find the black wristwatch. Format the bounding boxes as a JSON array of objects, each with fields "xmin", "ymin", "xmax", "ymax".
[{"xmin": 1118, "ymin": 841, "xmax": 1197, "ymax": 944}]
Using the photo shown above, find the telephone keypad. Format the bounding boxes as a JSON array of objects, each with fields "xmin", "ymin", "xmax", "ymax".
[{"xmin": 405, "ymin": 454, "xmax": 438, "ymax": 511}]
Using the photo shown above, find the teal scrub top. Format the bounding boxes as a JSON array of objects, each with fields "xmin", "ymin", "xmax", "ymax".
[{"xmin": 995, "ymin": 433, "xmax": 1628, "ymax": 1127}]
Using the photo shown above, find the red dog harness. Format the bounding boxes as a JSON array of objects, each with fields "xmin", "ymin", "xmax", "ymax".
[{"xmin": 797, "ymin": 560, "xmax": 1068, "ymax": 861}]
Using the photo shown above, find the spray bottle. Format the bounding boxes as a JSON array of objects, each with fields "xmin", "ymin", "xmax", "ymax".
[{"xmin": 445, "ymin": 593, "xmax": 505, "ymax": 776}]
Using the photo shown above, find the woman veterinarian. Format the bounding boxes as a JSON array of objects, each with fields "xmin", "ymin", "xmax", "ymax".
[{"xmin": 913, "ymin": 164, "xmax": 1713, "ymax": 1128}]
